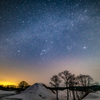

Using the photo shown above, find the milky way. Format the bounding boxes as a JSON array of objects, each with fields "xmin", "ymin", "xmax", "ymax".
[
  {"xmin": 0, "ymin": 0, "xmax": 100, "ymax": 84},
  {"xmin": 0, "ymin": 0, "xmax": 100, "ymax": 64}
]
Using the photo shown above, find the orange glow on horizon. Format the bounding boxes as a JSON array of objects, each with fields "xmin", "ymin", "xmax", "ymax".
[{"xmin": 0, "ymin": 81, "xmax": 17, "ymax": 86}]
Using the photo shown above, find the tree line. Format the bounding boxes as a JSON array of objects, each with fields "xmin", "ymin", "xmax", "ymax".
[
  {"xmin": 0, "ymin": 81, "xmax": 30, "ymax": 93},
  {"xmin": 49, "ymin": 70, "xmax": 94, "ymax": 100}
]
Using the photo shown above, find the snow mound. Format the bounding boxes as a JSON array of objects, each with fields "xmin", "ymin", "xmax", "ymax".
[{"xmin": 23, "ymin": 83, "xmax": 45, "ymax": 93}]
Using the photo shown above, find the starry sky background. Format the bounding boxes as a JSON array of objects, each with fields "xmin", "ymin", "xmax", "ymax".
[{"xmin": 0, "ymin": 0, "xmax": 100, "ymax": 85}]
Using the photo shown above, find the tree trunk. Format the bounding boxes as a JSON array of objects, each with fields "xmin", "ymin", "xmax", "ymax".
[
  {"xmin": 67, "ymin": 89, "xmax": 69, "ymax": 100},
  {"xmin": 76, "ymin": 91, "xmax": 80, "ymax": 100},
  {"xmin": 56, "ymin": 90, "xmax": 59, "ymax": 100},
  {"xmin": 72, "ymin": 90, "xmax": 76, "ymax": 100}
]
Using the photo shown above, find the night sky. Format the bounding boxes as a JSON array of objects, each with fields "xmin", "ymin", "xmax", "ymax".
[{"xmin": 0, "ymin": 0, "xmax": 100, "ymax": 85}]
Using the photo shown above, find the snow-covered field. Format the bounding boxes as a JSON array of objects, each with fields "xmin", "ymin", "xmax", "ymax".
[
  {"xmin": 83, "ymin": 91, "xmax": 100, "ymax": 100},
  {"xmin": 0, "ymin": 90, "xmax": 15, "ymax": 100},
  {"xmin": 0, "ymin": 83, "xmax": 100, "ymax": 100}
]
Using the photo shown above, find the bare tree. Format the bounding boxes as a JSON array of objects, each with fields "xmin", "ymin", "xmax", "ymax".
[
  {"xmin": 77, "ymin": 74, "xmax": 93, "ymax": 87},
  {"xmin": 59, "ymin": 70, "xmax": 71, "ymax": 100},
  {"xmin": 49, "ymin": 75, "xmax": 61, "ymax": 100},
  {"xmin": 76, "ymin": 74, "xmax": 93, "ymax": 99},
  {"xmin": 49, "ymin": 71, "xmax": 94, "ymax": 100}
]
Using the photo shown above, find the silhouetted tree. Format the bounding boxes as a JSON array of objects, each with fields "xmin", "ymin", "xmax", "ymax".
[
  {"xmin": 49, "ymin": 71, "xmax": 95, "ymax": 100},
  {"xmin": 49, "ymin": 75, "xmax": 61, "ymax": 100},
  {"xmin": 59, "ymin": 70, "xmax": 71, "ymax": 100},
  {"xmin": 77, "ymin": 74, "xmax": 93, "ymax": 87},
  {"xmin": 18, "ymin": 81, "xmax": 29, "ymax": 90},
  {"xmin": 76, "ymin": 74, "xmax": 93, "ymax": 99}
]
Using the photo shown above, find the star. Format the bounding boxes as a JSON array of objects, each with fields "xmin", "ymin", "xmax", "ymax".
[
  {"xmin": 83, "ymin": 46, "xmax": 87, "ymax": 49},
  {"xmin": 17, "ymin": 50, "xmax": 20, "ymax": 53}
]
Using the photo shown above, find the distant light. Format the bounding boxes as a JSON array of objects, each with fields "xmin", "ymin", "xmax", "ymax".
[{"xmin": 0, "ymin": 81, "xmax": 17, "ymax": 86}]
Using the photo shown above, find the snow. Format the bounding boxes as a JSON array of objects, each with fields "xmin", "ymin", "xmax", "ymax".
[
  {"xmin": 83, "ymin": 91, "xmax": 100, "ymax": 100},
  {"xmin": 2, "ymin": 83, "xmax": 55, "ymax": 100},
  {"xmin": 0, "ymin": 90, "xmax": 15, "ymax": 95},
  {"xmin": 0, "ymin": 90, "xmax": 15, "ymax": 99},
  {"xmin": 1, "ymin": 83, "xmax": 100, "ymax": 100}
]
